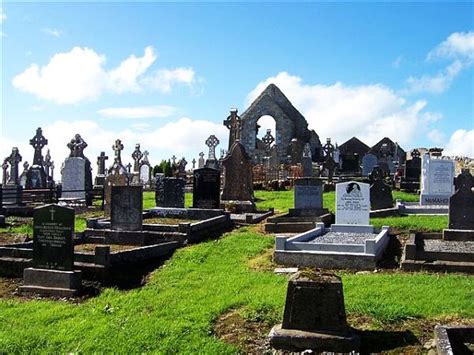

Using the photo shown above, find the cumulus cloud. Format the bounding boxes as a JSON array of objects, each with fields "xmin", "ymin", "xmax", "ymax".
[
  {"xmin": 12, "ymin": 46, "xmax": 198, "ymax": 104},
  {"xmin": 405, "ymin": 31, "xmax": 474, "ymax": 94},
  {"xmin": 444, "ymin": 129, "xmax": 474, "ymax": 157},
  {"xmin": 98, "ymin": 105, "xmax": 177, "ymax": 119},
  {"xmin": 427, "ymin": 128, "xmax": 446, "ymax": 145},
  {"xmin": 246, "ymin": 72, "xmax": 440, "ymax": 148},
  {"xmin": 1, "ymin": 117, "xmax": 228, "ymax": 175}
]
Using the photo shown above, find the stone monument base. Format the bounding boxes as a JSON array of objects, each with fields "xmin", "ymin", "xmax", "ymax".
[
  {"xmin": 269, "ymin": 324, "xmax": 360, "ymax": 352},
  {"xmin": 1, "ymin": 184, "xmax": 23, "ymax": 205},
  {"xmin": 20, "ymin": 268, "xmax": 82, "ymax": 297},
  {"xmin": 443, "ymin": 228, "xmax": 474, "ymax": 241},
  {"xmin": 220, "ymin": 200, "xmax": 256, "ymax": 213},
  {"xmin": 420, "ymin": 193, "xmax": 450, "ymax": 206}
]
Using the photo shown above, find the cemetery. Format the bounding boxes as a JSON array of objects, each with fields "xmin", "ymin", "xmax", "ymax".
[{"xmin": 0, "ymin": 82, "xmax": 473, "ymax": 353}]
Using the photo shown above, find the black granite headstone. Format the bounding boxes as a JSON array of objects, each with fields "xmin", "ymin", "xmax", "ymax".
[
  {"xmin": 449, "ymin": 170, "xmax": 474, "ymax": 230},
  {"xmin": 155, "ymin": 177, "xmax": 185, "ymax": 208},
  {"xmin": 110, "ymin": 185, "xmax": 143, "ymax": 231},
  {"xmin": 192, "ymin": 167, "xmax": 220, "ymax": 209},
  {"xmin": 369, "ymin": 166, "xmax": 393, "ymax": 210},
  {"xmin": 33, "ymin": 204, "xmax": 75, "ymax": 271}
]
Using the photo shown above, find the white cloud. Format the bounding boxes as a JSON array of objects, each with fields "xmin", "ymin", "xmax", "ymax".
[
  {"xmin": 143, "ymin": 67, "xmax": 195, "ymax": 93},
  {"xmin": 246, "ymin": 72, "xmax": 440, "ymax": 148},
  {"xmin": 427, "ymin": 128, "xmax": 446, "ymax": 145},
  {"xmin": 98, "ymin": 105, "xmax": 176, "ymax": 119},
  {"xmin": 405, "ymin": 31, "xmax": 474, "ymax": 95},
  {"xmin": 444, "ymin": 129, "xmax": 474, "ymax": 157},
  {"xmin": 405, "ymin": 60, "xmax": 464, "ymax": 94},
  {"xmin": 12, "ymin": 46, "xmax": 198, "ymax": 104},
  {"xmin": 108, "ymin": 46, "xmax": 157, "ymax": 93},
  {"xmin": 428, "ymin": 31, "xmax": 474, "ymax": 61},
  {"xmin": 0, "ymin": 8, "xmax": 6, "ymax": 23},
  {"xmin": 42, "ymin": 28, "xmax": 62, "ymax": 38},
  {"xmin": 1, "ymin": 117, "xmax": 228, "ymax": 175}
]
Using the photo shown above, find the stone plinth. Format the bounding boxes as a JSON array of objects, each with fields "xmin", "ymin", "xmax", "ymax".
[
  {"xmin": 1, "ymin": 184, "xmax": 23, "ymax": 205},
  {"xmin": 20, "ymin": 268, "xmax": 82, "ymax": 297},
  {"xmin": 268, "ymin": 271, "xmax": 360, "ymax": 352},
  {"xmin": 61, "ymin": 157, "xmax": 92, "ymax": 201}
]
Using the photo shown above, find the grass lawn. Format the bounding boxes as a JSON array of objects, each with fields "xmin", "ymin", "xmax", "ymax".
[{"xmin": 0, "ymin": 226, "xmax": 473, "ymax": 352}]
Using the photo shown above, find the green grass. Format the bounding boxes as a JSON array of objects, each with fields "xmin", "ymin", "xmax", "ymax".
[
  {"xmin": 143, "ymin": 191, "xmax": 192, "ymax": 209},
  {"xmin": 372, "ymin": 215, "xmax": 448, "ymax": 232},
  {"xmin": 0, "ymin": 227, "xmax": 472, "ymax": 352}
]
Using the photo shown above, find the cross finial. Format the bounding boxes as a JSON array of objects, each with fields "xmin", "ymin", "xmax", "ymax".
[
  {"xmin": 205, "ymin": 135, "xmax": 220, "ymax": 160},
  {"xmin": 67, "ymin": 134, "xmax": 88, "ymax": 158},
  {"xmin": 30, "ymin": 127, "xmax": 48, "ymax": 165},
  {"xmin": 112, "ymin": 139, "xmax": 124, "ymax": 163}
]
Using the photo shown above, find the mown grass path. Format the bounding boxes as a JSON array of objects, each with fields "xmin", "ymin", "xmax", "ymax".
[{"xmin": 1, "ymin": 227, "xmax": 473, "ymax": 352}]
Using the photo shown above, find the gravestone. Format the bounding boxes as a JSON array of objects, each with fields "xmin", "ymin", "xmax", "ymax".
[
  {"xmin": 294, "ymin": 178, "xmax": 323, "ymax": 211},
  {"xmin": 2, "ymin": 147, "xmax": 23, "ymax": 205},
  {"xmin": 20, "ymin": 204, "xmax": 82, "ymax": 297},
  {"xmin": 198, "ymin": 152, "xmax": 205, "ymax": 169},
  {"xmin": 19, "ymin": 161, "xmax": 29, "ymax": 188},
  {"xmin": 26, "ymin": 127, "xmax": 48, "ymax": 189},
  {"xmin": 362, "ymin": 153, "xmax": 377, "ymax": 177},
  {"xmin": 139, "ymin": 150, "xmax": 151, "ymax": 187},
  {"xmin": 43, "ymin": 149, "xmax": 53, "ymax": 186},
  {"xmin": 177, "ymin": 157, "xmax": 187, "ymax": 179},
  {"xmin": 302, "ymin": 143, "xmax": 313, "ymax": 177},
  {"xmin": 420, "ymin": 154, "xmax": 454, "ymax": 205},
  {"xmin": 94, "ymin": 152, "xmax": 108, "ymax": 186},
  {"xmin": 104, "ymin": 139, "xmax": 129, "ymax": 216},
  {"xmin": 335, "ymin": 181, "xmax": 370, "ymax": 225},
  {"xmin": 223, "ymin": 108, "xmax": 241, "ymax": 150},
  {"xmin": 369, "ymin": 166, "xmax": 393, "ymax": 210},
  {"xmin": 61, "ymin": 134, "xmax": 92, "ymax": 203},
  {"xmin": 155, "ymin": 177, "xmax": 185, "ymax": 208},
  {"xmin": 110, "ymin": 185, "xmax": 143, "ymax": 231},
  {"xmin": 205, "ymin": 135, "xmax": 220, "ymax": 169},
  {"xmin": 131, "ymin": 143, "xmax": 143, "ymax": 185},
  {"xmin": 268, "ymin": 271, "xmax": 360, "ymax": 352},
  {"xmin": 221, "ymin": 141, "xmax": 255, "ymax": 211},
  {"xmin": 448, "ymin": 170, "xmax": 474, "ymax": 230},
  {"xmin": 192, "ymin": 167, "xmax": 221, "ymax": 209},
  {"xmin": 405, "ymin": 151, "xmax": 421, "ymax": 181}
]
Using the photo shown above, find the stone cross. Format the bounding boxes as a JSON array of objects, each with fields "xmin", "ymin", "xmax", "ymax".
[
  {"xmin": 171, "ymin": 155, "xmax": 177, "ymax": 165},
  {"xmin": 6, "ymin": 147, "xmax": 22, "ymax": 185},
  {"xmin": 132, "ymin": 143, "xmax": 143, "ymax": 172},
  {"xmin": 126, "ymin": 163, "xmax": 132, "ymax": 173},
  {"xmin": 411, "ymin": 149, "xmax": 421, "ymax": 159},
  {"xmin": 323, "ymin": 138, "xmax": 335, "ymax": 158},
  {"xmin": 178, "ymin": 157, "xmax": 187, "ymax": 174},
  {"xmin": 198, "ymin": 152, "xmax": 205, "ymax": 168},
  {"xmin": 44, "ymin": 149, "xmax": 52, "ymax": 177},
  {"xmin": 2, "ymin": 159, "xmax": 8, "ymax": 185},
  {"xmin": 112, "ymin": 139, "xmax": 124, "ymax": 165},
  {"xmin": 22, "ymin": 161, "xmax": 29, "ymax": 174},
  {"xmin": 142, "ymin": 150, "xmax": 150, "ymax": 164},
  {"xmin": 262, "ymin": 129, "xmax": 275, "ymax": 153},
  {"xmin": 50, "ymin": 161, "xmax": 55, "ymax": 181},
  {"xmin": 97, "ymin": 152, "xmax": 108, "ymax": 175},
  {"xmin": 67, "ymin": 134, "xmax": 87, "ymax": 158},
  {"xmin": 192, "ymin": 158, "xmax": 196, "ymax": 169},
  {"xmin": 29, "ymin": 127, "xmax": 48, "ymax": 165},
  {"xmin": 223, "ymin": 108, "xmax": 241, "ymax": 149},
  {"xmin": 455, "ymin": 169, "xmax": 473, "ymax": 192},
  {"xmin": 205, "ymin": 135, "xmax": 220, "ymax": 161}
]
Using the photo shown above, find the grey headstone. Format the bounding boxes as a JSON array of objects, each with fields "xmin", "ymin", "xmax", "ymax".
[
  {"xmin": 61, "ymin": 158, "xmax": 92, "ymax": 200},
  {"xmin": 110, "ymin": 185, "xmax": 143, "ymax": 231},
  {"xmin": 448, "ymin": 170, "xmax": 474, "ymax": 230},
  {"xmin": 294, "ymin": 178, "xmax": 323, "ymax": 210},
  {"xmin": 155, "ymin": 177, "xmax": 185, "ymax": 208},
  {"xmin": 221, "ymin": 141, "xmax": 254, "ymax": 202}
]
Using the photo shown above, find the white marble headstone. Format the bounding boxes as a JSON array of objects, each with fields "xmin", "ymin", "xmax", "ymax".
[
  {"xmin": 335, "ymin": 181, "xmax": 370, "ymax": 225},
  {"xmin": 420, "ymin": 155, "xmax": 454, "ymax": 205}
]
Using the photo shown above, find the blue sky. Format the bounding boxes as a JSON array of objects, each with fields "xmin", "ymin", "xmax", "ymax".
[{"xmin": 1, "ymin": 1, "xmax": 473, "ymax": 171}]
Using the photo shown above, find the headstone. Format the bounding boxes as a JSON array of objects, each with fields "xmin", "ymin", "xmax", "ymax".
[
  {"xmin": 404, "ymin": 150, "xmax": 421, "ymax": 182},
  {"xmin": 205, "ymin": 135, "xmax": 220, "ymax": 169},
  {"xmin": 2, "ymin": 147, "xmax": 23, "ymax": 205},
  {"xmin": 302, "ymin": 143, "xmax": 313, "ymax": 177},
  {"xmin": 191, "ymin": 158, "xmax": 196, "ymax": 170},
  {"xmin": 448, "ymin": 170, "xmax": 474, "ymax": 230},
  {"xmin": 104, "ymin": 139, "xmax": 129, "ymax": 216},
  {"xmin": 20, "ymin": 204, "xmax": 82, "ymax": 297},
  {"xmin": 223, "ymin": 108, "xmax": 241, "ymax": 150},
  {"xmin": 61, "ymin": 134, "xmax": 93, "ymax": 203},
  {"xmin": 335, "ymin": 181, "xmax": 370, "ymax": 225},
  {"xmin": 221, "ymin": 141, "xmax": 254, "ymax": 205},
  {"xmin": 177, "ymin": 157, "xmax": 187, "ymax": 178},
  {"xmin": 19, "ymin": 161, "xmax": 29, "ymax": 188},
  {"xmin": 192, "ymin": 167, "xmax": 221, "ymax": 209},
  {"xmin": 110, "ymin": 185, "xmax": 143, "ymax": 231},
  {"xmin": 131, "ymin": 143, "xmax": 143, "ymax": 184},
  {"xmin": 362, "ymin": 153, "xmax": 377, "ymax": 177},
  {"xmin": 155, "ymin": 177, "xmax": 185, "ymax": 208},
  {"xmin": 268, "ymin": 271, "xmax": 360, "ymax": 352},
  {"xmin": 420, "ymin": 154, "xmax": 455, "ymax": 205},
  {"xmin": 294, "ymin": 178, "xmax": 323, "ymax": 210},
  {"xmin": 139, "ymin": 164, "xmax": 151, "ymax": 186},
  {"xmin": 1, "ymin": 160, "xmax": 8, "ymax": 185},
  {"xmin": 26, "ymin": 127, "xmax": 48, "ymax": 189},
  {"xmin": 198, "ymin": 152, "xmax": 205, "ymax": 169},
  {"xmin": 369, "ymin": 166, "xmax": 393, "ymax": 210},
  {"xmin": 94, "ymin": 152, "xmax": 108, "ymax": 186}
]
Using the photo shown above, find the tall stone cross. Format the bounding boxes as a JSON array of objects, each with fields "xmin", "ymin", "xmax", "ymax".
[
  {"xmin": 126, "ymin": 163, "xmax": 132, "ymax": 173},
  {"xmin": 323, "ymin": 138, "xmax": 335, "ymax": 158},
  {"xmin": 198, "ymin": 152, "xmax": 205, "ymax": 168},
  {"xmin": 223, "ymin": 108, "xmax": 241, "ymax": 149},
  {"xmin": 262, "ymin": 129, "xmax": 275, "ymax": 154},
  {"xmin": 30, "ymin": 127, "xmax": 48, "ymax": 165},
  {"xmin": 2, "ymin": 159, "xmax": 8, "ymax": 185},
  {"xmin": 50, "ymin": 161, "xmax": 55, "ymax": 181},
  {"xmin": 44, "ymin": 149, "xmax": 52, "ymax": 177},
  {"xmin": 205, "ymin": 135, "xmax": 220, "ymax": 161},
  {"xmin": 67, "ymin": 134, "xmax": 88, "ymax": 158},
  {"xmin": 112, "ymin": 139, "xmax": 124, "ymax": 165},
  {"xmin": 192, "ymin": 158, "xmax": 196, "ymax": 169},
  {"xmin": 132, "ymin": 143, "xmax": 143, "ymax": 172},
  {"xmin": 97, "ymin": 152, "xmax": 108, "ymax": 175},
  {"xmin": 142, "ymin": 150, "xmax": 150, "ymax": 164},
  {"xmin": 6, "ymin": 147, "xmax": 22, "ymax": 185},
  {"xmin": 171, "ymin": 155, "xmax": 177, "ymax": 165}
]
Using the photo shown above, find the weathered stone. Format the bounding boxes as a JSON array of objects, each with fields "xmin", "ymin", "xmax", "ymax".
[
  {"xmin": 95, "ymin": 152, "xmax": 108, "ymax": 186},
  {"xmin": 221, "ymin": 141, "xmax": 254, "ymax": 203},
  {"xmin": 192, "ymin": 167, "xmax": 220, "ymax": 209},
  {"xmin": 110, "ymin": 185, "xmax": 143, "ymax": 231},
  {"xmin": 294, "ymin": 178, "xmax": 323, "ymax": 210},
  {"xmin": 369, "ymin": 166, "xmax": 393, "ymax": 210},
  {"xmin": 448, "ymin": 169, "xmax": 474, "ymax": 230},
  {"xmin": 26, "ymin": 128, "xmax": 48, "ymax": 189},
  {"xmin": 61, "ymin": 158, "xmax": 92, "ymax": 201},
  {"xmin": 155, "ymin": 177, "xmax": 185, "ymax": 208}
]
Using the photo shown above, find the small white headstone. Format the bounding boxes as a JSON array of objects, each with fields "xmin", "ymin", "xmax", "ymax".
[{"xmin": 335, "ymin": 181, "xmax": 370, "ymax": 225}]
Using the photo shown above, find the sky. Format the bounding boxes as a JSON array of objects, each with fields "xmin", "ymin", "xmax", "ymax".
[{"xmin": 1, "ymin": 1, "xmax": 473, "ymax": 174}]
